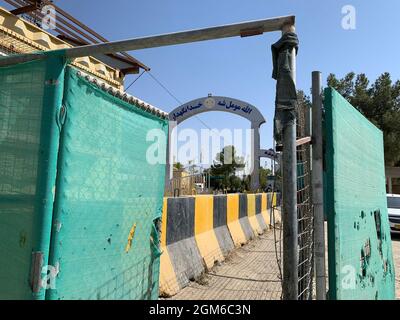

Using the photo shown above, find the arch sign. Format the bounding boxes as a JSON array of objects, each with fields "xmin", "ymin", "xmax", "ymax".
[
  {"xmin": 170, "ymin": 96, "xmax": 265, "ymax": 126},
  {"xmin": 166, "ymin": 95, "xmax": 268, "ymax": 192}
]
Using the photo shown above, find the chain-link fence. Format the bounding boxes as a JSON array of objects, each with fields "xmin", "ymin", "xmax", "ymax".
[{"xmin": 296, "ymin": 96, "xmax": 314, "ymax": 300}]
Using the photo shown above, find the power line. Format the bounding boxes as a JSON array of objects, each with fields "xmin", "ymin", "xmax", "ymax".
[
  {"xmin": 145, "ymin": 70, "xmax": 264, "ymax": 172},
  {"xmin": 146, "ymin": 71, "xmax": 215, "ymax": 132},
  {"xmin": 147, "ymin": 71, "xmax": 183, "ymax": 105},
  {"xmin": 146, "ymin": 70, "xmax": 274, "ymax": 195},
  {"xmin": 125, "ymin": 70, "xmax": 146, "ymax": 92},
  {"xmin": 147, "ymin": 71, "xmax": 258, "ymax": 173},
  {"xmin": 126, "ymin": 70, "xmax": 214, "ymax": 133},
  {"xmin": 127, "ymin": 71, "xmax": 221, "ymax": 133}
]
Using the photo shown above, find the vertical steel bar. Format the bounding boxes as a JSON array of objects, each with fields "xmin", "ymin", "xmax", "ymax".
[
  {"xmin": 281, "ymin": 24, "xmax": 298, "ymax": 300},
  {"xmin": 312, "ymin": 71, "xmax": 327, "ymax": 300},
  {"xmin": 388, "ymin": 177, "xmax": 393, "ymax": 194},
  {"xmin": 251, "ymin": 123, "xmax": 261, "ymax": 191}
]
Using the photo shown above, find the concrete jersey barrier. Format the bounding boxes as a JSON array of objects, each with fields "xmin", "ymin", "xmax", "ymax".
[{"xmin": 159, "ymin": 193, "xmax": 281, "ymax": 297}]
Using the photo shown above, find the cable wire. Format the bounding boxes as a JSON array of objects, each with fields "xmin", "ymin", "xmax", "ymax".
[
  {"xmin": 270, "ymin": 139, "xmax": 283, "ymax": 299},
  {"xmin": 146, "ymin": 71, "xmax": 219, "ymax": 133},
  {"xmin": 125, "ymin": 70, "xmax": 146, "ymax": 92},
  {"xmin": 147, "ymin": 71, "xmax": 183, "ymax": 105}
]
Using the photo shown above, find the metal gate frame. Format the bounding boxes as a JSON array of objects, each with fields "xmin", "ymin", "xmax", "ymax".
[{"xmin": 296, "ymin": 91, "xmax": 314, "ymax": 300}]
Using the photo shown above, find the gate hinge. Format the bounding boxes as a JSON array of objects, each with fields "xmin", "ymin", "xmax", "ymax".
[{"xmin": 30, "ymin": 251, "xmax": 44, "ymax": 294}]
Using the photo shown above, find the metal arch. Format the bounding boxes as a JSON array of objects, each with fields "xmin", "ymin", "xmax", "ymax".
[
  {"xmin": 168, "ymin": 96, "xmax": 266, "ymax": 127},
  {"xmin": 166, "ymin": 96, "xmax": 267, "ymax": 192},
  {"xmin": 260, "ymin": 148, "xmax": 278, "ymax": 161}
]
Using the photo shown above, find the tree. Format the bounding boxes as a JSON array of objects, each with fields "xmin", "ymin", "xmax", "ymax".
[
  {"xmin": 229, "ymin": 175, "xmax": 242, "ymax": 193},
  {"xmin": 327, "ymin": 72, "xmax": 400, "ymax": 166},
  {"xmin": 240, "ymin": 175, "xmax": 251, "ymax": 192},
  {"xmin": 297, "ymin": 90, "xmax": 312, "ymax": 109},
  {"xmin": 210, "ymin": 145, "xmax": 245, "ymax": 191},
  {"xmin": 259, "ymin": 167, "xmax": 272, "ymax": 190},
  {"xmin": 173, "ymin": 162, "xmax": 184, "ymax": 170}
]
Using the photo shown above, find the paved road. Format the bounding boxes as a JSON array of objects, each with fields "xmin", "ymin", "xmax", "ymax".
[
  {"xmin": 169, "ymin": 229, "xmax": 400, "ymax": 300},
  {"xmin": 391, "ymin": 234, "xmax": 400, "ymax": 299},
  {"xmin": 170, "ymin": 230, "xmax": 283, "ymax": 300}
]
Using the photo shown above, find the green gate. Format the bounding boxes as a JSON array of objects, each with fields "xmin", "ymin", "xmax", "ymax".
[
  {"xmin": 0, "ymin": 56, "xmax": 167, "ymax": 300},
  {"xmin": 324, "ymin": 87, "xmax": 396, "ymax": 300}
]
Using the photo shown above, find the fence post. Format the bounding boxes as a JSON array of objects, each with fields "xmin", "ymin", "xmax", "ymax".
[
  {"xmin": 34, "ymin": 56, "xmax": 66, "ymax": 300},
  {"xmin": 311, "ymin": 71, "xmax": 326, "ymax": 300},
  {"xmin": 281, "ymin": 24, "xmax": 299, "ymax": 300}
]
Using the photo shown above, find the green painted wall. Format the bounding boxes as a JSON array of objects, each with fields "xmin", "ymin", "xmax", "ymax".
[{"xmin": 324, "ymin": 87, "xmax": 396, "ymax": 300}]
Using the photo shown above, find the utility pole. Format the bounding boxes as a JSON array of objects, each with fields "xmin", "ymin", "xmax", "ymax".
[
  {"xmin": 312, "ymin": 71, "xmax": 326, "ymax": 300},
  {"xmin": 280, "ymin": 23, "xmax": 298, "ymax": 300}
]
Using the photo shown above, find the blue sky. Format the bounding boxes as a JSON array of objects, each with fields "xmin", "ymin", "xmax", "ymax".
[{"xmin": 3, "ymin": 0, "xmax": 398, "ymax": 167}]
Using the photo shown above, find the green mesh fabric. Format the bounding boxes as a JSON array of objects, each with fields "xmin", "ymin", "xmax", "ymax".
[
  {"xmin": 46, "ymin": 67, "xmax": 167, "ymax": 300},
  {"xmin": 0, "ymin": 57, "xmax": 66, "ymax": 300},
  {"xmin": 0, "ymin": 60, "xmax": 47, "ymax": 299},
  {"xmin": 324, "ymin": 87, "xmax": 395, "ymax": 300},
  {"xmin": 0, "ymin": 60, "xmax": 167, "ymax": 300}
]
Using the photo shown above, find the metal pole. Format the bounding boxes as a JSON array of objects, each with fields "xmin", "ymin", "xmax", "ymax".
[
  {"xmin": 281, "ymin": 24, "xmax": 298, "ymax": 300},
  {"xmin": 0, "ymin": 15, "xmax": 295, "ymax": 67},
  {"xmin": 388, "ymin": 177, "xmax": 393, "ymax": 194},
  {"xmin": 165, "ymin": 121, "xmax": 177, "ymax": 196},
  {"xmin": 312, "ymin": 71, "xmax": 326, "ymax": 300},
  {"xmin": 251, "ymin": 123, "xmax": 261, "ymax": 191}
]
